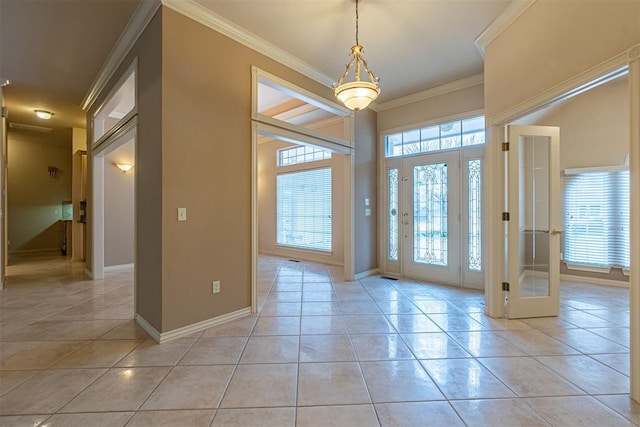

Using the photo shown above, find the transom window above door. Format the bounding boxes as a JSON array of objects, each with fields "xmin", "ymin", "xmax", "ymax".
[{"xmin": 385, "ymin": 116, "xmax": 485, "ymax": 158}]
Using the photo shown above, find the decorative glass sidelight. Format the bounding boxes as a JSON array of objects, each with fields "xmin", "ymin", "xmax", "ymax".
[
  {"xmin": 413, "ymin": 163, "xmax": 448, "ymax": 266},
  {"xmin": 388, "ymin": 168, "xmax": 399, "ymax": 261},
  {"xmin": 468, "ymin": 159, "xmax": 482, "ymax": 271}
]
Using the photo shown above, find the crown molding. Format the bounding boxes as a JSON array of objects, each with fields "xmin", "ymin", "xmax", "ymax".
[
  {"xmin": 162, "ymin": 0, "xmax": 335, "ymax": 89},
  {"xmin": 474, "ymin": 0, "xmax": 537, "ymax": 58},
  {"xmin": 376, "ymin": 73, "xmax": 484, "ymax": 112},
  {"xmin": 81, "ymin": 0, "xmax": 161, "ymax": 111}
]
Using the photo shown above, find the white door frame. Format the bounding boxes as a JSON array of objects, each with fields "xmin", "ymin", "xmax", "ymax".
[
  {"xmin": 250, "ymin": 68, "xmax": 355, "ymax": 314},
  {"xmin": 91, "ymin": 118, "xmax": 138, "ymax": 282},
  {"xmin": 484, "ymin": 44, "xmax": 640, "ymax": 400}
]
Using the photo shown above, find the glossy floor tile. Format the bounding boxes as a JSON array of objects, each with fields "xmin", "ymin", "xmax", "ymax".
[{"xmin": 0, "ymin": 253, "xmax": 636, "ymax": 426}]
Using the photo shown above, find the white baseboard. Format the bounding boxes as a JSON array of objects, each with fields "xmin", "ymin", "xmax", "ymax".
[
  {"xmin": 560, "ymin": 273, "xmax": 629, "ymax": 288},
  {"xmin": 10, "ymin": 248, "xmax": 60, "ymax": 255},
  {"xmin": 258, "ymin": 250, "xmax": 344, "ymax": 267},
  {"xmin": 136, "ymin": 307, "xmax": 253, "ymax": 344},
  {"xmin": 354, "ymin": 268, "xmax": 380, "ymax": 280},
  {"xmin": 105, "ymin": 263, "xmax": 134, "ymax": 272}
]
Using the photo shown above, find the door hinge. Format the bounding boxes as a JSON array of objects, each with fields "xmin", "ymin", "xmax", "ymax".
[
  {"xmin": 502, "ymin": 282, "xmax": 510, "ymax": 291},
  {"xmin": 502, "ymin": 142, "xmax": 510, "ymax": 151},
  {"xmin": 502, "ymin": 212, "xmax": 510, "ymax": 221}
]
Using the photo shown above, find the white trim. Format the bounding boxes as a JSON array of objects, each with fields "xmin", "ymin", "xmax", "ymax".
[
  {"xmin": 253, "ymin": 67, "xmax": 351, "ymax": 118},
  {"xmin": 561, "ymin": 273, "xmax": 629, "ymax": 288},
  {"xmin": 91, "ymin": 60, "xmax": 138, "ymax": 147},
  {"xmin": 10, "ymin": 248, "xmax": 59, "ymax": 254},
  {"xmin": 376, "ymin": 74, "xmax": 484, "ymax": 112},
  {"xmin": 628, "ymin": 47, "xmax": 640, "ymax": 401},
  {"xmin": 104, "ymin": 263, "xmax": 134, "ymax": 272},
  {"xmin": 257, "ymin": 249, "xmax": 344, "ymax": 267},
  {"xmin": 164, "ymin": 0, "xmax": 334, "ymax": 89},
  {"xmin": 474, "ymin": 0, "xmax": 537, "ymax": 57},
  {"xmin": 489, "ymin": 54, "xmax": 629, "ymax": 126},
  {"xmin": 135, "ymin": 314, "xmax": 161, "ymax": 342},
  {"xmin": 564, "ymin": 165, "xmax": 628, "ymax": 175},
  {"xmin": 136, "ymin": 308, "xmax": 252, "ymax": 344},
  {"xmin": 354, "ymin": 268, "xmax": 380, "ymax": 280},
  {"xmin": 81, "ymin": 1, "xmax": 160, "ymax": 111}
]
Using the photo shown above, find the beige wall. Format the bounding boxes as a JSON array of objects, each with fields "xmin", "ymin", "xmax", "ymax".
[
  {"xmin": 354, "ymin": 108, "xmax": 378, "ymax": 274},
  {"xmin": 257, "ymin": 139, "xmax": 344, "ymax": 265},
  {"xmin": 484, "ymin": 0, "xmax": 640, "ymax": 119},
  {"xmin": 7, "ymin": 135, "xmax": 72, "ymax": 253},
  {"xmin": 161, "ymin": 8, "xmax": 361, "ymax": 332},
  {"xmin": 529, "ymin": 77, "xmax": 629, "ymax": 170},
  {"xmin": 377, "ymin": 84, "xmax": 484, "ymax": 132},
  {"xmin": 104, "ymin": 162, "xmax": 134, "ymax": 266}
]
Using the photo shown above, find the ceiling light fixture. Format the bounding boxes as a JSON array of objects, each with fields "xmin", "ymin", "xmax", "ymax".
[
  {"xmin": 334, "ymin": 0, "xmax": 380, "ymax": 111},
  {"xmin": 34, "ymin": 110, "xmax": 53, "ymax": 120},
  {"xmin": 115, "ymin": 163, "xmax": 134, "ymax": 173}
]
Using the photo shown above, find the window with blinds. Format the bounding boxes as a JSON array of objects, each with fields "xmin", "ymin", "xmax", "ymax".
[
  {"xmin": 277, "ymin": 168, "xmax": 332, "ymax": 252},
  {"xmin": 564, "ymin": 170, "xmax": 629, "ymax": 270}
]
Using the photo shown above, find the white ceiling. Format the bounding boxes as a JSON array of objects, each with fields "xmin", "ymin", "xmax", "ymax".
[{"xmin": 0, "ymin": 0, "xmax": 513, "ymax": 145}]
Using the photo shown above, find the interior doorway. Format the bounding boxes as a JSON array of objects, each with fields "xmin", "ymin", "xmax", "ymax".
[
  {"xmin": 91, "ymin": 120, "xmax": 136, "ymax": 283},
  {"xmin": 503, "ymin": 71, "xmax": 629, "ymax": 319},
  {"xmin": 251, "ymin": 67, "xmax": 354, "ymax": 313}
]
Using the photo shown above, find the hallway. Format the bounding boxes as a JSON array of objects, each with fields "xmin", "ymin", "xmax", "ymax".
[{"xmin": 0, "ymin": 253, "xmax": 637, "ymax": 426}]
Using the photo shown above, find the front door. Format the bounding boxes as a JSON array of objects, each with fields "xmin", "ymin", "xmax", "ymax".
[
  {"xmin": 402, "ymin": 152, "xmax": 461, "ymax": 285},
  {"xmin": 506, "ymin": 125, "xmax": 561, "ymax": 318}
]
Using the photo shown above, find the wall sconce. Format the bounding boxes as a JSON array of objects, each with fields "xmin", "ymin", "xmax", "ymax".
[
  {"xmin": 35, "ymin": 110, "xmax": 53, "ymax": 120},
  {"xmin": 115, "ymin": 163, "xmax": 134, "ymax": 173},
  {"xmin": 48, "ymin": 166, "xmax": 58, "ymax": 179}
]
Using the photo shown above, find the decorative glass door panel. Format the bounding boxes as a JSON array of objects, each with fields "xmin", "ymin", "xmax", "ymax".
[
  {"xmin": 413, "ymin": 163, "xmax": 448, "ymax": 266},
  {"xmin": 403, "ymin": 152, "xmax": 460, "ymax": 285}
]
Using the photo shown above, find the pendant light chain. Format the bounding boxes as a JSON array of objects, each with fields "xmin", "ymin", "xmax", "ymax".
[{"xmin": 355, "ymin": 0, "xmax": 359, "ymax": 46}]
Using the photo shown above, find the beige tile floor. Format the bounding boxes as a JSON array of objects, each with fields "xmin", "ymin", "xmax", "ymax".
[{"xmin": 0, "ymin": 253, "xmax": 638, "ymax": 426}]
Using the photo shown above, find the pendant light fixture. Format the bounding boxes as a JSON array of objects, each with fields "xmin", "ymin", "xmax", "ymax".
[{"xmin": 334, "ymin": 0, "xmax": 380, "ymax": 111}]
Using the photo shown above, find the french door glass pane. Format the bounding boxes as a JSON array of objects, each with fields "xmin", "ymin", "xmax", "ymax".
[
  {"xmin": 388, "ymin": 168, "xmax": 399, "ymax": 261},
  {"xmin": 468, "ymin": 159, "xmax": 482, "ymax": 271},
  {"xmin": 413, "ymin": 163, "xmax": 447, "ymax": 266}
]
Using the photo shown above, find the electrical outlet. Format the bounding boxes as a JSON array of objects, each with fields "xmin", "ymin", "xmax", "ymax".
[{"xmin": 212, "ymin": 280, "xmax": 221, "ymax": 294}]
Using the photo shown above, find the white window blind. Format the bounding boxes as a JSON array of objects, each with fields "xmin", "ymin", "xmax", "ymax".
[
  {"xmin": 564, "ymin": 170, "xmax": 629, "ymax": 269},
  {"xmin": 277, "ymin": 168, "xmax": 332, "ymax": 252}
]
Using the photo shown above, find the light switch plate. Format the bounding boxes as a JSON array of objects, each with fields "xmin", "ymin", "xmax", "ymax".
[{"xmin": 177, "ymin": 208, "xmax": 187, "ymax": 221}]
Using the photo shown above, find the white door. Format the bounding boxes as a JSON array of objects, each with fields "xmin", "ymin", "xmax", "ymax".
[
  {"xmin": 506, "ymin": 125, "xmax": 561, "ymax": 318},
  {"xmin": 402, "ymin": 152, "xmax": 461, "ymax": 285}
]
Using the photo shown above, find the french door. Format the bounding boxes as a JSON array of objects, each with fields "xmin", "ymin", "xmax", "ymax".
[
  {"xmin": 385, "ymin": 147, "xmax": 483, "ymax": 288},
  {"xmin": 506, "ymin": 125, "xmax": 560, "ymax": 318}
]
